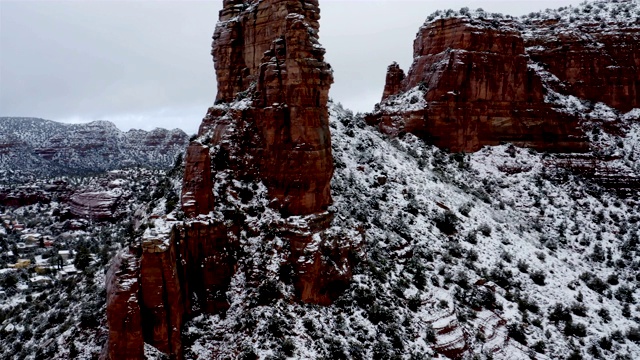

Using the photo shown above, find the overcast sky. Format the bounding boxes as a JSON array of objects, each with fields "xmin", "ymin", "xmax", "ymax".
[{"xmin": 1, "ymin": 0, "xmax": 585, "ymax": 134}]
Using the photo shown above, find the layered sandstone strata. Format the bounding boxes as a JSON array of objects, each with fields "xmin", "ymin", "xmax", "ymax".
[
  {"xmin": 525, "ymin": 19, "xmax": 639, "ymax": 112},
  {"xmin": 103, "ymin": 1, "xmax": 349, "ymax": 358},
  {"xmin": 369, "ymin": 7, "xmax": 639, "ymax": 193},
  {"xmin": 206, "ymin": 0, "xmax": 334, "ymax": 215},
  {"xmin": 181, "ymin": 0, "xmax": 344, "ymax": 310},
  {"xmin": 68, "ymin": 191, "xmax": 122, "ymax": 221},
  {"xmin": 368, "ymin": 17, "xmax": 590, "ymax": 153}
]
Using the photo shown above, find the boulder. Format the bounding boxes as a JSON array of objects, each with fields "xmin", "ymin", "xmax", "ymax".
[{"xmin": 68, "ymin": 191, "xmax": 122, "ymax": 221}]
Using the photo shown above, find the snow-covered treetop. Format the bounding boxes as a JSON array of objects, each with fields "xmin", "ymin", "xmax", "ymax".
[
  {"xmin": 521, "ymin": 0, "xmax": 639, "ymax": 25},
  {"xmin": 423, "ymin": 7, "xmax": 515, "ymax": 25},
  {"xmin": 423, "ymin": 0, "xmax": 640, "ymax": 30}
]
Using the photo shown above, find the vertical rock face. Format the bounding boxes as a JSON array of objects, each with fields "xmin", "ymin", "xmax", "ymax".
[
  {"xmin": 104, "ymin": 1, "xmax": 349, "ymax": 358},
  {"xmin": 405, "ymin": 18, "xmax": 532, "ymax": 100},
  {"xmin": 524, "ymin": 20, "xmax": 640, "ymax": 112},
  {"xmin": 407, "ymin": 17, "xmax": 577, "ymax": 153},
  {"xmin": 207, "ymin": 0, "xmax": 334, "ymax": 216},
  {"xmin": 177, "ymin": 221, "xmax": 238, "ymax": 315},
  {"xmin": 139, "ymin": 234, "xmax": 183, "ymax": 358},
  {"xmin": 188, "ymin": 0, "xmax": 345, "ymax": 308},
  {"xmin": 103, "ymin": 247, "xmax": 144, "ymax": 360},
  {"xmin": 184, "ymin": 0, "xmax": 342, "ymax": 310},
  {"xmin": 180, "ymin": 144, "xmax": 215, "ymax": 218},
  {"xmin": 368, "ymin": 17, "xmax": 589, "ymax": 153},
  {"xmin": 382, "ymin": 62, "xmax": 406, "ymax": 102},
  {"xmin": 104, "ymin": 229, "xmax": 185, "ymax": 360},
  {"xmin": 369, "ymin": 11, "xmax": 639, "ymax": 153}
]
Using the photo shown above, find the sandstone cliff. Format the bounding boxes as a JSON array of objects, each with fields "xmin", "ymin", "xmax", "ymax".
[
  {"xmin": 103, "ymin": 1, "xmax": 352, "ymax": 359},
  {"xmin": 368, "ymin": 4, "xmax": 639, "ymax": 154},
  {"xmin": 206, "ymin": 0, "xmax": 334, "ymax": 216},
  {"xmin": 368, "ymin": 16, "xmax": 589, "ymax": 153},
  {"xmin": 102, "ymin": 2, "xmax": 640, "ymax": 359},
  {"xmin": 523, "ymin": 6, "xmax": 639, "ymax": 112}
]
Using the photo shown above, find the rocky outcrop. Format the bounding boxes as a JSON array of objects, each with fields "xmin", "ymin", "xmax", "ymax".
[
  {"xmin": 180, "ymin": 144, "xmax": 215, "ymax": 218},
  {"xmin": 139, "ymin": 230, "xmax": 183, "ymax": 358},
  {"xmin": 368, "ymin": 4, "xmax": 640, "ymax": 197},
  {"xmin": 193, "ymin": 0, "xmax": 343, "ymax": 300},
  {"xmin": 368, "ymin": 17, "xmax": 591, "ymax": 153},
  {"xmin": 370, "ymin": 2, "xmax": 640, "ymax": 154},
  {"xmin": 0, "ymin": 180, "xmax": 70, "ymax": 208},
  {"xmin": 284, "ymin": 213, "xmax": 352, "ymax": 305},
  {"xmin": 382, "ymin": 62, "xmax": 406, "ymax": 102},
  {"xmin": 0, "ymin": 187, "xmax": 51, "ymax": 207},
  {"xmin": 177, "ymin": 221, "xmax": 238, "ymax": 315},
  {"xmin": 69, "ymin": 191, "xmax": 122, "ymax": 221},
  {"xmin": 206, "ymin": 0, "xmax": 334, "ymax": 216},
  {"xmin": 103, "ymin": 247, "xmax": 144, "ymax": 360},
  {"xmin": 524, "ymin": 19, "xmax": 640, "ymax": 112},
  {"xmin": 104, "ymin": 1, "xmax": 351, "ymax": 358},
  {"xmin": 104, "ymin": 222, "xmax": 185, "ymax": 360}
]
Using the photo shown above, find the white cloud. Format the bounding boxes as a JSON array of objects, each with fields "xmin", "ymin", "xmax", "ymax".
[{"xmin": 0, "ymin": 0, "xmax": 585, "ymax": 131}]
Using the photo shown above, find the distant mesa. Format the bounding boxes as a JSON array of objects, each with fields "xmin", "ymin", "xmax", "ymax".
[{"xmin": 0, "ymin": 117, "xmax": 189, "ymax": 177}]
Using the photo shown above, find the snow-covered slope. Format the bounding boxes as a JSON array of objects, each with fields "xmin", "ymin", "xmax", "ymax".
[
  {"xmin": 423, "ymin": 0, "xmax": 640, "ymax": 25},
  {"xmin": 0, "ymin": 117, "xmax": 189, "ymax": 177},
  {"xmin": 1, "ymin": 106, "xmax": 638, "ymax": 359},
  {"xmin": 0, "ymin": 167, "xmax": 178, "ymax": 360},
  {"xmin": 173, "ymin": 101, "xmax": 639, "ymax": 359}
]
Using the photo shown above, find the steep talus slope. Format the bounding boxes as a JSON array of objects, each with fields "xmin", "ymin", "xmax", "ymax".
[{"xmin": 0, "ymin": 117, "xmax": 189, "ymax": 176}]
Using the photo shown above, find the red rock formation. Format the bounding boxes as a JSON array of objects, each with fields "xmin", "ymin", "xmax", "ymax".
[
  {"xmin": 184, "ymin": 0, "xmax": 345, "ymax": 308},
  {"xmin": 369, "ymin": 17, "xmax": 590, "ymax": 153},
  {"xmin": 104, "ymin": 1, "xmax": 349, "ymax": 358},
  {"xmin": 103, "ymin": 247, "xmax": 144, "ymax": 360},
  {"xmin": 279, "ymin": 213, "xmax": 352, "ymax": 305},
  {"xmin": 139, "ymin": 232, "xmax": 183, "ymax": 358},
  {"xmin": 206, "ymin": 0, "xmax": 334, "ymax": 216},
  {"xmin": 180, "ymin": 144, "xmax": 214, "ymax": 218},
  {"xmin": 0, "ymin": 187, "xmax": 51, "ymax": 207},
  {"xmin": 68, "ymin": 191, "xmax": 122, "ymax": 221},
  {"xmin": 525, "ymin": 20, "xmax": 640, "ymax": 112},
  {"xmin": 0, "ymin": 134, "xmax": 25, "ymax": 156},
  {"xmin": 382, "ymin": 62, "xmax": 406, "ymax": 102},
  {"xmin": 177, "ymin": 221, "xmax": 238, "ymax": 315}
]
